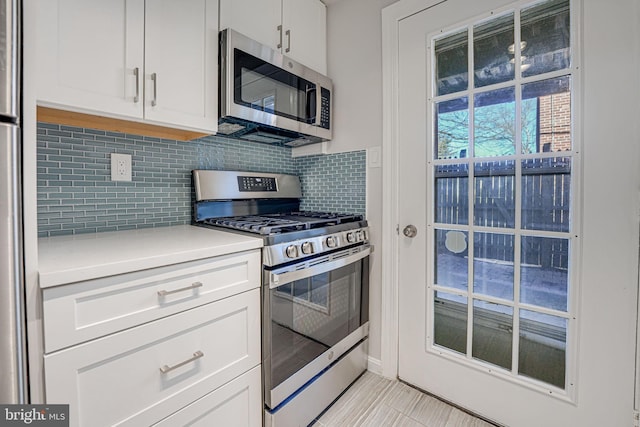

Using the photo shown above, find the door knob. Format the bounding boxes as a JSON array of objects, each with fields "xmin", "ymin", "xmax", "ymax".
[{"xmin": 403, "ymin": 225, "xmax": 417, "ymax": 238}]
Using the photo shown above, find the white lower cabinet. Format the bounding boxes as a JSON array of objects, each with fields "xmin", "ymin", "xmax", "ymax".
[
  {"xmin": 42, "ymin": 250, "xmax": 262, "ymax": 427},
  {"xmin": 45, "ymin": 289, "xmax": 260, "ymax": 427},
  {"xmin": 153, "ymin": 366, "xmax": 262, "ymax": 427}
]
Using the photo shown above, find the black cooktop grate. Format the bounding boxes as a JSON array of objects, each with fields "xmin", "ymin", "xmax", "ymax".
[{"xmin": 201, "ymin": 211, "xmax": 363, "ymax": 235}]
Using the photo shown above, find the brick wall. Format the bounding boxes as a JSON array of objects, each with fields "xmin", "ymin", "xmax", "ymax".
[{"xmin": 538, "ymin": 92, "xmax": 571, "ymax": 152}]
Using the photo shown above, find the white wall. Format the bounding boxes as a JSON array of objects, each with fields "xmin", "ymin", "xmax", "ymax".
[{"xmin": 321, "ymin": 0, "xmax": 399, "ymax": 367}]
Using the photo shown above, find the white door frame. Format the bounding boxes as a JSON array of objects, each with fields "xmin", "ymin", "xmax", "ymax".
[{"xmin": 380, "ymin": 0, "xmax": 446, "ymax": 379}]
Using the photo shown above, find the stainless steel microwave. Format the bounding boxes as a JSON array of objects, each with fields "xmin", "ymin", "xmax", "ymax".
[{"xmin": 218, "ymin": 28, "xmax": 332, "ymax": 147}]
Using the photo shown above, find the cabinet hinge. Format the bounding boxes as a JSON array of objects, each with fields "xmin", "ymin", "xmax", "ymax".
[
  {"xmin": 396, "ymin": 224, "xmax": 400, "ymax": 235},
  {"xmin": 634, "ymin": 410, "xmax": 639, "ymax": 427}
]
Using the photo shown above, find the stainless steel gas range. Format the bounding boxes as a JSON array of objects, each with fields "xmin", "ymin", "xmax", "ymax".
[{"xmin": 193, "ymin": 170, "xmax": 370, "ymax": 427}]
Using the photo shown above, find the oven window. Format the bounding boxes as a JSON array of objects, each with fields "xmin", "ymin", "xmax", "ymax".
[
  {"xmin": 274, "ymin": 273, "xmax": 330, "ymax": 313},
  {"xmin": 234, "ymin": 49, "xmax": 316, "ymax": 123},
  {"xmin": 267, "ymin": 259, "xmax": 368, "ymax": 389}
]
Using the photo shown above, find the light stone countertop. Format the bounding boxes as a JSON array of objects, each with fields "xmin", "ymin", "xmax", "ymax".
[{"xmin": 38, "ymin": 225, "xmax": 263, "ymax": 288}]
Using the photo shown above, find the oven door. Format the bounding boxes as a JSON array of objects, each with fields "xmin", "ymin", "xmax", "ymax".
[{"xmin": 263, "ymin": 245, "xmax": 370, "ymax": 410}]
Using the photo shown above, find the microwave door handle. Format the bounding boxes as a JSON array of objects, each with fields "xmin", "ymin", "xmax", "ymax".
[
  {"xmin": 305, "ymin": 84, "xmax": 318, "ymax": 125},
  {"xmin": 268, "ymin": 247, "xmax": 371, "ymax": 289},
  {"xmin": 314, "ymin": 84, "xmax": 323, "ymax": 126}
]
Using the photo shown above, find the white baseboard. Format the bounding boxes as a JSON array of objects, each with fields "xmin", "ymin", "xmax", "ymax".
[{"xmin": 367, "ymin": 356, "xmax": 383, "ymax": 376}]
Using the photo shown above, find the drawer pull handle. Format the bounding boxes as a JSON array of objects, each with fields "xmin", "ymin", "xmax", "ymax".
[
  {"xmin": 160, "ymin": 350, "xmax": 204, "ymax": 374},
  {"xmin": 157, "ymin": 282, "xmax": 203, "ymax": 297}
]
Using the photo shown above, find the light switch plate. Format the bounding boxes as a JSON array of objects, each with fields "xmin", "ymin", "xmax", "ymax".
[
  {"xmin": 368, "ymin": 146, "xmax": 382, "ymax": 168},
  {"xmin": 111, "ymin": 153, "xmax": 132, "ymax": 182}
]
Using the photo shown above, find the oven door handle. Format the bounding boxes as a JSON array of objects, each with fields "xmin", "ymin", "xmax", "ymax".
[{"xmin": 268, "ymin": 247, "xmax": 371, "ymax": 289}]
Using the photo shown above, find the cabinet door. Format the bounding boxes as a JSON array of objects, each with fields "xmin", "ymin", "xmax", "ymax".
[
  {"xmin": 36, "ymin": 0, "xmax": 144, "ymax": 119},
  {"xmin": 219, "ymin": 0, "xmax": 282, "ymax": 52},
  {"xmin": 282, "ymin": 0, "xmax": 327, "ymax": 73},
  {"xmin": 144, "ymin": 0, "xmax": 218, "ymax": 132}
]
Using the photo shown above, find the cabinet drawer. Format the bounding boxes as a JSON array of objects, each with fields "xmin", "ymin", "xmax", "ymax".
[
  {"xmin": 42, "ymin": 250, "xmax": 260, "ymax": 352},
  {"xmin": 44, "ymin": 289, "xmax": 261, "ymax": 427},
  {"xmin": 153, "ymin": 365, "xmax": 262, "ymax": 427}
]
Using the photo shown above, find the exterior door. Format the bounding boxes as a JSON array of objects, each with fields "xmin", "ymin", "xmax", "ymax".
[{"xmin": 394, "ymin": 0, "xmax": 640, "ymax": 426}]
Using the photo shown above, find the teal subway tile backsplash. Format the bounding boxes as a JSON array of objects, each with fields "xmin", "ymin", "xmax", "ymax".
[
  {"xmin": 37, "ymin": 122, "xmax": 366, "ymax": 237},
  {"xmin": 295, "ymin": 152, "xmax": 366, "ymax": 215}
]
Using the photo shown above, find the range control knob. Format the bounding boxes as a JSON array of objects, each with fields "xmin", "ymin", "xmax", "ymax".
[
  {"xmin": 301, "ymin": 242, "xmax": 314, "ymax": 255},
  {"xmin": 326, "ymin": 236, "xmax": 338, "ymax": 248},
  {"xmin": 285, "ymin": 245, "xmax": 299, "ymax": 258},
  {"xmin": 346, "ymin": 232, "xmax": 356, "ymax": 243},
  {"xmin": 356, "ymin": 230, "xmax": 365, "ymax": 241}
]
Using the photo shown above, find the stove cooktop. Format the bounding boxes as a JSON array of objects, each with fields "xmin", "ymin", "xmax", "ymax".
[{"xmin": 201, "ymin": 211, "xmax": 364, "ymax": 236}]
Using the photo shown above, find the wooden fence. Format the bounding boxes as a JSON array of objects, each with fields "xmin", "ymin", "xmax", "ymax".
[{"xmin": 435, "ymin": 158, "xmax": 570, "ymax": 269}]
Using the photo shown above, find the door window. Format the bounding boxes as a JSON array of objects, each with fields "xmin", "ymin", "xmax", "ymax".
[{"xmin": 429, "ymin": 0, "xmax": 573, "ymax": 390}]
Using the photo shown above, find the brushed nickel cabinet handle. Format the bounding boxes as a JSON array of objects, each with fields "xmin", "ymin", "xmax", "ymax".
[
  {"xmin": 151, "ymin": 72, "xmax": 158, "ymax": 106},
  {"xmin": 159, "ymin": 351, "xmax": 204, "ymax": 374},
  {"xmin": 157, "ymin": 282, "xmax": 203, "ymax": 297},
  {"xmin": 133, "ymin": 67, "xmax": 140, "ymax": 103},
  {"xmin": 285, "ymin": 29, "xmax": 291, "ymax": 53},
  {"xmin": 277, "ymin": 25, "xmax": 283, "ymax": 49}
]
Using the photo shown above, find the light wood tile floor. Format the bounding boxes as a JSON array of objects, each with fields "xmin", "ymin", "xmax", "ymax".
[{"xmin": 313, "ymin": 372, "xmax": 498, "ymax": 427}]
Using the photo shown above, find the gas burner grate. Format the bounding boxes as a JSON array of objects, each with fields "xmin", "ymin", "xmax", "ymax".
[
  {"xmin": 289, "ymin": 212, "xmax": 363, "ymax": 223},
  {"xmin": 203, "ymin": 216, "xmax": 308, "ymax": 235},
  {"xmin": 202, "ymin": 212, "xmax": 364, "ymax": 235}
]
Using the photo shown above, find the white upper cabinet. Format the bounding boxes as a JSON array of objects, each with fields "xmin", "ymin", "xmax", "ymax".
[
  {"xmin": 219, "ymin": 0, "xmax": 282, "ymax": 54},
  {"xmin": 36, "ymin": 0, "xmax": 145, "ymax": 119},
  {"xmin": 36, "ymin": 0, "xmax": 218, "ymax": 134},
  {"xmin": 143, "ymin": 0, "xmax": 217, "ymax": 131},
  {"xmin": 282, "ymin": 0, "xmax": 327, "ymax": 74},
  {"xmin": 219, "ymin": 0, "xmax": 327, "ymax": 74}
]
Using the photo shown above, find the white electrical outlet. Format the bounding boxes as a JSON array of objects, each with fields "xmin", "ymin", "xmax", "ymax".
[{"xmin": 111, "ymin": 153, "xmax": 132, "ymax": 182}]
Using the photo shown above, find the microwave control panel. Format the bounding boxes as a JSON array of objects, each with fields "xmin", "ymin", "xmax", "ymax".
[{"xmin": 320, "ymin": 88, "xmax": 331, "ymax": 130}]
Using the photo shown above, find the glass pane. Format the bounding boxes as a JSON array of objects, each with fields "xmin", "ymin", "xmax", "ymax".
[
  {"xmin": 278, "ymin": 282, "xmax": 292, "ymax": 296},
  {"xmin": 474, "ymin": 87, "xmax": 516, "ymax": 156},
  {"xmin": 435, "ymin": 229, "xmax": 469, "ymax": 291},
  {"xmin": 520, "ymin": 0, "xmax": 570, "ymax": 77},
  {"xmin": 236, "ymin": 48, "xmax": 315, "ymax": 122},
  {"xmin": 435, "ymin": 30, "xmax": 468, "ymax": 96},
  {"xmin": 474, "ymin": 13, "xmax": 515, "ymax": 88},
  {"xmin": 474, "ymin": 160, "xmax": 515, "ymax": 228},
  {"xmin": 435, "ymin": 163, "xmax": 469, "ymax": 225},
  {"xmin": 521, "ymin": 157, "xmax": 571, "ymax": 232},
  {"xmin": 521, "ymin": 236, "xmax": 569, "ymax": 311},
  {"xmin": 434, "ymin": 291, "xmax": 468, "ymax": 355},
  {"xmin": 293, "ymin": 278, "xmax": 310, "ymax": 299},
  {"xmin": 519, "ymin": 310, "xmax": 567, "ymax": 388},
  {"xmin": 472, "ymin": 300, "xmax": 513, "ymax": 369},
  {"xmin": 522, "ymin": 76, "xmax": 572, "ymax": 154},
  {"xmin": 473, "ymin": 232, "xmax": 514, "ymax": 300},
  {"xmin": 310, "ymin": 273, "xmax": 330, "ymax": 308},
  {"xmin": 435, "ymin": 97, "xmax": 469, "ymax": 159}
]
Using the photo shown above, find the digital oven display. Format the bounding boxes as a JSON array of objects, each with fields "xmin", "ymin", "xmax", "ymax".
[{"xmin": 237, "ymin": 176, "xmax": 277, "ymax": 192}]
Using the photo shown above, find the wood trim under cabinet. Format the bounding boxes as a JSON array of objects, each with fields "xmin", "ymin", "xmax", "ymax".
[{"xmin": 37, "ymin": 106, "xmax": 210, "ymax": 141}]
